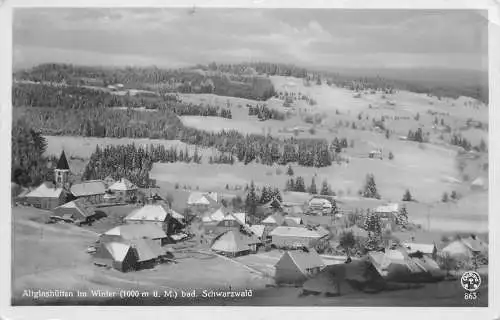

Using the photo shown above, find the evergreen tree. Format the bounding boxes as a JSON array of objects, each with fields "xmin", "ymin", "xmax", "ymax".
[
  {"xmin": 320, "ymin": 180, "xmax": 330, "ymax": 195},
  {"xmin": 260, "ymin": 186, "xmax": 271, "ymax": 204},
  {"xmin": 286, "ymin": 164, "xmax": 294, "ymax": 176},
  {"xmin": 363, "ymin": 210, "xmax": 382, "ymax": 250},
  {"xmin": 272, "ymin": 187, "xmax": 283, "ymax": 202},
  {"xmin": 295, "ymin": 176, "xmax": 306, "ymax": 192},
  {"xmin": 245, "ymin": 180, "xmax": 258, "ymax": 216},
  {"xmin": 309, "ymin": 177, "xmax": 318, "ymax": 194},
  {"xmin": 362, "ymin": 174, "xmax": 380, "ymax": 199},
  {"xmin": 402, "ymin": 189, "xmax": 413, "ymax": 202},
  {"xmin": 396, "ymin": 206, "xmax": 409, "ymax": 228}
]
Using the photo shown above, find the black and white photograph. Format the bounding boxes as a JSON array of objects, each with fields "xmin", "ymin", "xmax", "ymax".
[{"xmin": 2, "ymin": 2, "xmax": 497, "ymax": 313}]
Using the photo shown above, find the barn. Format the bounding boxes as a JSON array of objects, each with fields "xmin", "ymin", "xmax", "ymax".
[
  {"xmin": 70, "ymin": 180, "xmax": 106, "ymax": 204},
  {"xmin": 270, "ymin": 226, "xmax": 326, "ymax": 249},
  {"xmin": 274, "ymin": 249, "xmax": 324, "ymax": 285},
  {"xmin": 24, "ymin": 182, "xmax": 67, "ymax": 210},
  {"xmin": 52, "ymin": 199, "xmax": 96, "ymax": 222},
  {"xmin": 93, "ymin": 242, "xmax": 137, "ymax": 272},
  {"xmin": 211, "ymin": 230, "xmax": 259, "ymax": 257},
  {"xmin": 124, "ymin": 204, "xmax": 185, "ymax": 236}
]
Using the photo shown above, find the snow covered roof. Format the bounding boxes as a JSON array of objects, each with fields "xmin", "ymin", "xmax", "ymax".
[
  {"xmin": 269, "ymin": 226, "xmax": 323, "ymax": 239},
  {"xmin": 25, "ymin": 183, "xmax": 64, "ymax": 198},
  {"xmin": 211, "ymin": 230, "xmax": 253, "ymax": 253},
  {"xmin": 125, "ymin": 204, "xmax": 181, "ymax": 223},
  {"xmin": 233, "ymin": 212, "xmax": 246, "ymax": 225},
  {"xmin": 284, "ymin": 249, "xmax": 324, "ymax": 272},
  {"xmin": 374, "ymin": 203, "xmax": 399, "ymax": 213},
  {"xmin": 187, "ymin": 192, "xmax": 211, "ymax": 205},
  {"xmin": 54, "ymin": 200, "xmax": 95, "ymax": 219},
  {"xmin": 130, "ymin": 239, "xmax": 164, "ymax": 262},
  {"xmin": 70, "ymin": 180, "xmax": 106, "ymax": 197},
  {"xmin": 103, "ymin": 224, "xmax": 167, "ymax": 240},
  {"xmin": 309, "ymin": 198, "xmax": 332, "ymax": 208},
  {"xmin": 262, "ymin": 213, "xmax": 285, "ymax": 225},
  {"xmin": 108, "ymin": 178, "xmax": 138, "ymax": 191},
  {"xmin": 104, "ymin": 242, "xmax": 131, "ymax": 262}
]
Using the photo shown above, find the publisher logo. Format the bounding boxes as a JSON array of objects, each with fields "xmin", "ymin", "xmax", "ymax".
[{"xmin": 461, "ymin": 271, "xmax": 481, "ymax": 292}]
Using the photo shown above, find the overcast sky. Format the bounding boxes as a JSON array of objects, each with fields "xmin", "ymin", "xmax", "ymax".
[{"xmin": 13, "ymin": 8, "xmax": 488, "ymax": 72}]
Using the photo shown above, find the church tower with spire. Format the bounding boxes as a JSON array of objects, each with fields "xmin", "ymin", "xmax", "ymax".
[{"xmin": 54, "ymin": 150, "xmax": 71, "ymax": 189}]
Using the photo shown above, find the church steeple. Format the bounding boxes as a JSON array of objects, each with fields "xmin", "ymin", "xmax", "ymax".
[
  {"xmin": 56, "ymin": 150, "xmax": 70, "ymax": 170},
  {"xmin": 54, "ymin": 150, "xmax": 70, "ymax": 189}
]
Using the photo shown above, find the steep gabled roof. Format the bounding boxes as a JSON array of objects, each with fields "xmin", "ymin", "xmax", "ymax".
[
  {"xmin": 279, "ymin": 249, "xmax": 324, "ymax": 273},
  {"xmin": 56, "ymin": 150, "xmax": 70, "ymax": 170},
  {"xmin": 130, "ymin": 238, "xmax": 164, "ymax": 262},
  {"xmin": 262, "ymin": 213, "xmax": 285, "ymax": 225},
  {"xmin": 103, "ymin": 242, "xmax": 132, "ymax": 262},
  {"xmin": 54, "ymin": 199, "xmax": 95, "ymax": 219},
  {"xmin": 211, "ymin": 230, "xmax": 252, "ymax": 253}
]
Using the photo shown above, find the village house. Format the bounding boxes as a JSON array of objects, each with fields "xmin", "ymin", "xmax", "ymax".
[
  {"xmin": 374, "ymin": 203, "xmax": 399, "ymax": 227},
  {"xmin": 215, "ymin": 212, "xmax": 248, "ymax": 235},
  {"xmin": 24, "ymin": 182, "xmax": 67, "ymax": 210},
  {"xmin": 52, "ymin": 199, "xmax": 97, "ymax": 223},
  {"xmin": 274, "ymin": 248, "xmax": 324, "ymax": 285},
  {"xmin": 368, "ymin": 248, "xmax": 444, "ymax": 283},
  {"xmin": 269, "ymin": 226, "xmax": 327, "ymax": 249},
  {"xmin": 94, "ymin": 238, "xmax": 169, "ymax": 272},
  {"xmin": 124, "ymin": 204, "xmax": 185, "ymax": 237},
  {"xmin": 442, "ymin": 235, "xmax": 488, "ymax": 261},
  {"xmin": 308, "ymin": 196, "xmax": 333, "ymax": 214},
  {"xmin": 211, "ymin": 230, "xmax": 259, "ymax": 257},
  {"xmin": 70, "ymin": 180, "xmax": 106, "ymax": 204},
  {"xmin": 108, "ymin": 178, "xmax": 138, "ymax": 202},
  {"xmin": 187, "ymin": 191, "xmax": 219, "ymax": 213}
]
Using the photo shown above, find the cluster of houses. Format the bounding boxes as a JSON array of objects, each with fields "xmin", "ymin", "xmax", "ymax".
[
  {"xmin": 13, "ymin": 151, "xmax": 489, "ymax": 289},
  {"xmin": 92, "ymin": 202, "xmax": 187, "ymax": 272},
  {"xmin": 16, "ymin": 151, "xmax": 140, "ymax": 222}
]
